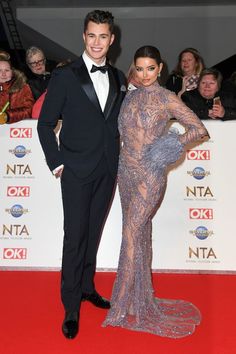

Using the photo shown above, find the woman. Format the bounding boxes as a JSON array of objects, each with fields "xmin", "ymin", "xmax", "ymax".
[
  {"xmin": 31, "ymin": 59, "xmax": 72, "ymax": 119},
  {"xmin": 0, "ymin": 49, "xmax": 10, "ymax": 60},
  {"xmin": 166, "ymin": 47, "xmax": 204, "ymax": 97},
  {"xmin": 25, "ymin": 46, "xmax": 51, "ymax": 100},
  {"xmin": 126, "ymin": 62, "xmax": 141, "ymax": 91},
  {"xmin": 0, "ymin": 56, "xmax": 34, "ymax": 124},
  {"xmin": 182, "ymin": 68, "xmax": 236, "ymax": 120},
  {"xmin": 103, "ymin": 46, "xmax": 209, "ymax": 338}
]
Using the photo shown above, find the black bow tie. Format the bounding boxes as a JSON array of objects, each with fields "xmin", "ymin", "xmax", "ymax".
[{"xmin": 90, "ymin": 64, "xmax": 108, "ymax": 74}]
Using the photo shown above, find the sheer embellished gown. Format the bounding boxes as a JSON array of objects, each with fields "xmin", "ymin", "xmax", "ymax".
[{"xmin": 103, "ymin": 82, "xmax": 209, "ymax": 338}]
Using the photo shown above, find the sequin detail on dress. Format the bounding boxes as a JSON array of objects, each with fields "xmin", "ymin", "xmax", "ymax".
[{"xmin": 103, "ymin": 82, "xmax": 209, "ymax": 338}]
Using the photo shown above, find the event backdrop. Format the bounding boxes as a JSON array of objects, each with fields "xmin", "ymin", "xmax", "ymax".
[{"xmin": 0, "ymin": 120, "xmax": 235, "ymax": 273}]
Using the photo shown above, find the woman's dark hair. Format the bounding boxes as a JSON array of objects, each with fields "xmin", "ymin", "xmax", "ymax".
[
  {"xmin": 134, "ymin": 46, "xmax": 162, "ymax": 65},
  {"xmin": 84, "ymin": 10, "xmax": 114, "ymax": 34},
  {"xmin": 198, "ymin": 68, "xmax": 223, "ymax": 89}
]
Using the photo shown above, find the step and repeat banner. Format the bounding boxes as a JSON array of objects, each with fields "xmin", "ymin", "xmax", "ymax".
[{"xmin": 0, "ymin": 120, "xmax": 235, "ymax": 272}]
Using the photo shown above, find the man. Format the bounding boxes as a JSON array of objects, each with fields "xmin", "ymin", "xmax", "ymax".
[
  {"xmin": 26, "ymin": 46, "xmax": 52, "ymax": 100},
  {"xmin": 37, "ymin": 10, "xmax": 126, "ymax": 339}
]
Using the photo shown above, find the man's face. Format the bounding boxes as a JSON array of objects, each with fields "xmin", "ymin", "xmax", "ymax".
[{"xmin": 83, "ymin": 21, "xmax": 114, "ymax": 64}]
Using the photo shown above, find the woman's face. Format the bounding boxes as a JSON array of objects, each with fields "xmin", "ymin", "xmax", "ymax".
[
  {"xmin": 198, "ymin": 74, "xmax": 219, "ymax": 99},
  {"xmin": 180, "ymin": 52, "xmax": 197, "ymax": 76},
  {"xmin": 135, "ymin": 57, "xmax": 162, "ymax": 87},
  {"xmin": 0, "ymin": 61, "xmax": 12, "ymax": 83},
  {"xmin": 27, "ymin": 52, "xmax": 46, "ymax": 75}
]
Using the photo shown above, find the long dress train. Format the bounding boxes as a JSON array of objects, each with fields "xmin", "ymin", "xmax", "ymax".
[{"xmin": 103, "ymin": 82, "xmax": 209, "ymax": 338}]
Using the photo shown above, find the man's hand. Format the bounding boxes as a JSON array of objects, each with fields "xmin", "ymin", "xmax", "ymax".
[{"xmin": 54, "ymin": 166, "xmax": 64, "ymax": 178}]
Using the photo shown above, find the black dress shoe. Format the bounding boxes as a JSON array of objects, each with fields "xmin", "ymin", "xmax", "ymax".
[
  {"xmin": 62, "ymin": 311, "xmax": 79, "ymax": 339},
  {"xmin": 81, "ymin": 290, "xmax": 110, "ymax": 309}
]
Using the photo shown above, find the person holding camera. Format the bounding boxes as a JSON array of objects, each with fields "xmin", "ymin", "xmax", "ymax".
[{"xmin": 182, "ymin": 68, "xmax": 236, "ymax": 120}]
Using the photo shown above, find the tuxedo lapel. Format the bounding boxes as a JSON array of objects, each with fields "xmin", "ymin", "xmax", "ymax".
[
  {"xmin": 70, "ymin": 59, "xmax": 124, "ymax": 119},
  {"xmin": 70, "ymin": 60, "xmax": 102, "ymax": 113},
  {"xmin": 103, "ymin": 66, "xmax": 119, "ymax": 120}
]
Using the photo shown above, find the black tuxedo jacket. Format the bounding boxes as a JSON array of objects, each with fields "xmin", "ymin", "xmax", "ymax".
[{"xmin": 37, "ymin": 57, "xmax": 126, "ymax": 178}]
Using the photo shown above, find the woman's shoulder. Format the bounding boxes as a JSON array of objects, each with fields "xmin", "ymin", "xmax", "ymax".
[
  {"xmin": 124, "ymin": 87, "xmax": 138, "ymax": 100},
  {"xmin": 159, "ymin": 85, "xmax": 178, "ymax": 99}
]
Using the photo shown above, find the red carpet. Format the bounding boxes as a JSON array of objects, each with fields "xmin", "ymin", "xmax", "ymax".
[{"xmin": 0, "ymin": 271, "xmax": 235, "ymax": 354}]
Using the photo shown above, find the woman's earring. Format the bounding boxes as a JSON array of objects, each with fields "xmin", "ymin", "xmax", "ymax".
[{"xmin": 158, "ymin": 71, "xmax": 161, "ymax": 77}]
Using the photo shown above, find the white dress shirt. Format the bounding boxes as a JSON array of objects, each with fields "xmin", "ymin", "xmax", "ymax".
[{"xmin": 82, "ymin": 51, "xmax": 109, "ymax": 112}]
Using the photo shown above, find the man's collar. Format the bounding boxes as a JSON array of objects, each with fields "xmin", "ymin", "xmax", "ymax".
[{"xmin": 82, "ymin": 51, "xmax": 106, "ymax": 71}]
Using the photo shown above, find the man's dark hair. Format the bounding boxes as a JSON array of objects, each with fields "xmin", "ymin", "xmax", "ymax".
[{"xmin": 84, "ymin": 10, "xmax": 114, "ymax": 33}]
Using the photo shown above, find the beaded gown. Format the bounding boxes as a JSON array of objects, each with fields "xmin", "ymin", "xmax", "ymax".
[{"xmin": 103, "ymin": 82, "xmax": 209, "ymax": 338}]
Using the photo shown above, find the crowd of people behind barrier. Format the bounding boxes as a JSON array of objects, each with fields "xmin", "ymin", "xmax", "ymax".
[{"xmin": 0, "ymin": 45, "xmax": 236, "ymax": 125}]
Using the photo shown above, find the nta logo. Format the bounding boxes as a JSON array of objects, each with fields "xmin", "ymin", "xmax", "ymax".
[
  {"xmin": 2, "ymin": 224, "xmax": 29, "ymax": 236},
  {"xmin": 186, "ymin": 186, "xmax": 213, "ymax": 198},
  {"xmin": 189, "ymin": 247, "xmax": 217, "ymax": 259},
  {"xmin": 6, "ymin": 164, "xmax": 32, "ymax": 175}
]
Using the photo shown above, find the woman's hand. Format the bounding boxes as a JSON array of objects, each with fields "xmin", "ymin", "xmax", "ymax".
[
  {"xmin": 178, "ymin": 75, "xmax": 198, "ymax": 98},
  {"xmin": 208, "ymin": 100, "xmax": 225, "ymax": 119},
  {"xmin": 0, "ymin": 112, "xmax": 7, "ymax": 124}
]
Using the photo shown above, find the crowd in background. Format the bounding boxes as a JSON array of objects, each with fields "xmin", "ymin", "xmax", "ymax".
[
  {"xmin": 128, "ymin": 47, "xmax": 236, "ymax": 121},
  {"xmin": 0, "ymin": 45, "xmax": 236, "ymax": 125}
]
